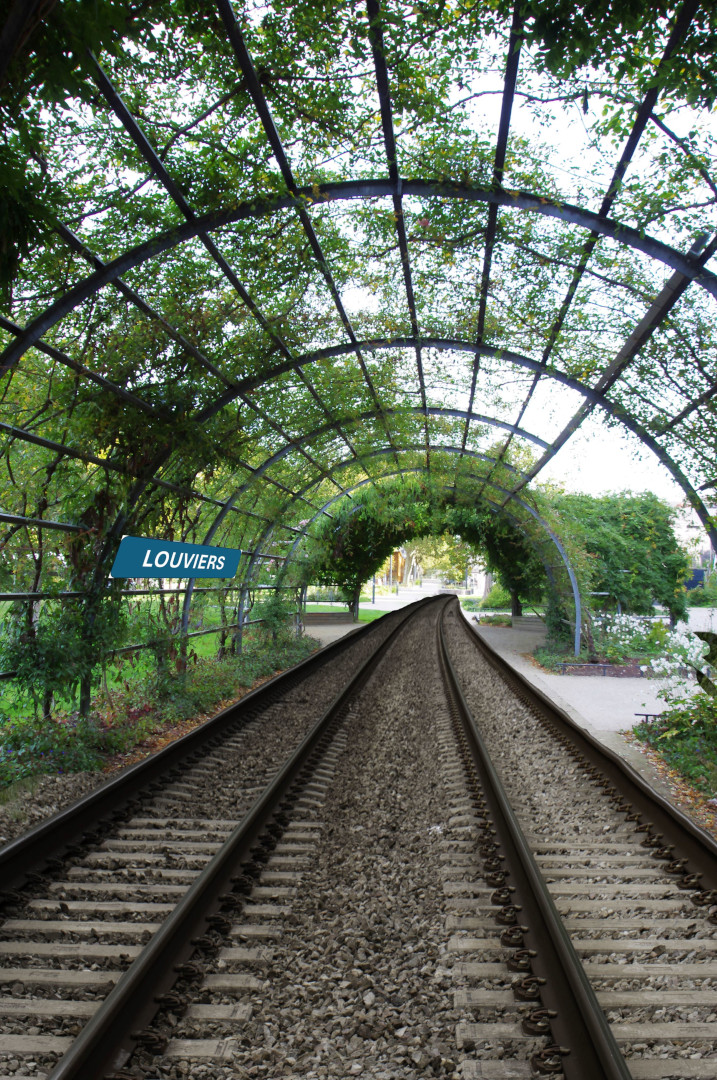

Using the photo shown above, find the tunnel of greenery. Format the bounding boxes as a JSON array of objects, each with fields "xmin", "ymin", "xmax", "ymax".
[{"xmin": 0, "ymin": 0, "xmax": 716, "ymax": 729}]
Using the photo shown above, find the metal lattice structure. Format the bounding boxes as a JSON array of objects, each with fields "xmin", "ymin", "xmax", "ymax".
[{"xmin": 1, "ymin": 0, "xmax": 716, "ymax": 660}]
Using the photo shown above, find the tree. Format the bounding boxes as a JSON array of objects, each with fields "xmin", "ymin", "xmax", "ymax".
[
  {"xmin": 403, "ymin": 534, "xmax": 477, "ymax": 584},
  {"xmin": 559, "ymin": 492, "xmax": 689, "ymax": 624}
]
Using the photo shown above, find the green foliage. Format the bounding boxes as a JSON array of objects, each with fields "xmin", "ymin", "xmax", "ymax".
[
  {"xmin": 307, "ymin": 476, "xmax": 444, "ymax": 603},
  {"xmin": 115, "ymin": 633, "xmax": 317, "ymax": 725},
  {"xmin": 634, "ymin": 695, "xmax": 717, "ymax": 797},
  {"xmin": 558, "ymin": 493, "xmax": 689, "ymax": 623},
  {"xmin": 687, "ymin": 574, "xmax": 717, "ymax": 607},
  {"xmin": 0, "ymin": 712, "xmax": 154, "ymax": 788},
  {"xmin": 517, "ymin": 0, "xmax": 717, "ymax": 111},
  {"xmin": 446, "ymin": 505, "xmax": 547, "ymax": 605},
  {"xmin": 253, "ymin": 592, "xmax": 298, "ymax": 645},
  {"xmin": 544, "ymin": 590, "xmax": 572, "ymax": 649},
  {"xmin": 479, "ymin": 583, "xmax": 512, "ymax": 611},
  {"xmin": 0, "ymin": 594, "xmax": 127, "ymax": 714},
  {"xmin": 0, "ymin": 632, "xmax": 317, "ymax": 787}
]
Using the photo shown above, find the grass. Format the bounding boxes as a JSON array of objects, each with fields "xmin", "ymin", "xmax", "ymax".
[
  {"xmin": 303, "ymin": 604, "xmax": 390, "ymax": 624},
  {"xmin": 0, "ymin": 630, "xmax": 321, "ymax": 790},
  {"xmin": 304, "ymin": 603, "xmax": 353, "ymax": 612},
  {"xmin": 472, "ymin": 614, "xmax": 512, "ymax": 627}
]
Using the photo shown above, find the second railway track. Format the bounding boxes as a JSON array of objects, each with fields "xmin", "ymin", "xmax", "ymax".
[{"xmin": 0, "ymin": 596, "xmax": 714, "ymax": 1079}]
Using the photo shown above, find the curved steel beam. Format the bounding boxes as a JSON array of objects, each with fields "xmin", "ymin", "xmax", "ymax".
[
  {"xmin": 221, "ymin": 441, "xmax": 529, "ymax": 612},
  {"xmin": 3, "ymin": 178, "xmax": 716, "ymax": 378},
  {"xmin": 184, "ymin": 406, "xmax": 549, "ymax": 552},
  {"xmin": 278, "ymin": 465, "xmax": 582, "ymax": 653},
  {"xmin": 233, "ymin": 335, "xmax": 717, "ymax": 552},
  {"xmin": 174, "ymin": 412, "xmax": 551, "ymax": 627},
  {"xmin": 234, "ymin": 336, "xmax": 599, "ymax": 402}
]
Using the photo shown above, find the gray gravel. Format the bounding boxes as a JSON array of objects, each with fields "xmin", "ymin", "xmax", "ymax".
[
  {"xmin": 0, "ymin": 611, "xmax": 409, "ymax": 1074},
  {"xmin": 0, "ymin": 773, "xmax": 104, "ymax": 848},
  {"xmin": 133, "ymin": 600, "xmax": 468, "ymax": 1078},
  {"xmin": 0, "ymin": 617, "xmax": 398, "ymax": 851}
]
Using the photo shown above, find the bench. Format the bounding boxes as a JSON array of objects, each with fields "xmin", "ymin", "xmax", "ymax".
[{"xmin": 303, "ymin": 611, "xmax": 355, "ymax": 624}]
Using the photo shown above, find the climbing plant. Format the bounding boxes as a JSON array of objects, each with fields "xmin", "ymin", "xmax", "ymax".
[{"xmin": 0, "ymin": 0, "xmax": 715, "ymax": 704}]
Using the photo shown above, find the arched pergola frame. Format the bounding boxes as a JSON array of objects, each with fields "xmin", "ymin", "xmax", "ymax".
[
  {"xmin": 266, "ymin": 464, "xmax": 583, "ymax": 653},
  {"xmin": 1, "ymin": 0, "xmax": 715, "ymax": 703}
]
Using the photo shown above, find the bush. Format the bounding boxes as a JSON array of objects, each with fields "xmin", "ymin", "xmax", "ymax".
[
  {"xmin": 634, "ymin": 694, "xmax": 717, "ymax": 796},
  {"xmin": 0, "ymin": 711, "xmax": 155, "ymax": 788},
  {"xmin": 479, "ymin": 583, "xmax": 512, "ymax": 610},
  {"xmin": 590, "ymin": 613, "xmax": 668, "ymax": 663},
  {"xmin": 687, "ymin": 574, "xmax": 717, "ymax": 607},
  {"xmin": 0, "ymin": 634, "xmax": 319, "ymax": 788}
]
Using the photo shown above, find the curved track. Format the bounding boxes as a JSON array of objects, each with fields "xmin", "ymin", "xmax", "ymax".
[{"xmin": 0, "ymin": 597, "xmax": 715, "ymax": 1079}]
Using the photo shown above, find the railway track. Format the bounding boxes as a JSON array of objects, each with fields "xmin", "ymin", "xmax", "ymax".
[
  {"xmin": 0, "ymin": 602, "xmax": 419, "ymax": 1078},
  {"xmin": 440, "ymin": 601, "xmax": 717, "ymax": 1079},
  {"xmin": 0, "ymin": 596, "xmax": 714, "ymax": 1078}
]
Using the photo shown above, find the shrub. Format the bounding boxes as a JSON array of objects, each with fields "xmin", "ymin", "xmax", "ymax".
[
  {"xmin": 479, "ymin": 583, "xmax": 512, "ymax": 610},
  {"xmin": 687, "ymin": 574, "xmax": 717, "ymax": 607},
  {"xmin": 0, "ymin": 634, "xmax": 319, "ymax": 788},
  {"xmin": 634, "ymin": 696, "xmax": 717, "ymax": 796}
]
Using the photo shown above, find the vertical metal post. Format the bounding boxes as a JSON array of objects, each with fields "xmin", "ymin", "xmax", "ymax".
[{"xmin": 235, "ymin": 586, "xmax": 247, "ymax": 656}]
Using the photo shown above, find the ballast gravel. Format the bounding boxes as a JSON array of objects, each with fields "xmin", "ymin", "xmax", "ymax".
[
  {"xmin": 441, "ymin": 606, "xmax": 717, "ymax": 1063},
  {"xmin": 0, "ymin": 614, "xmax": 412, "ymax": 1073},
  {"xmin": 0, "ymin": 772, "xmax": 102, "ymax": 848},
  {"xmin": 139, "ymin": 602, "xmax": 467, "ymax": 1079}
]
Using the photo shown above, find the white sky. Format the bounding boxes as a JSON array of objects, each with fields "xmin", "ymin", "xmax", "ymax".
[{"xmin": 540, "ymin": 415, "xmax": 684, "ymax": 501}]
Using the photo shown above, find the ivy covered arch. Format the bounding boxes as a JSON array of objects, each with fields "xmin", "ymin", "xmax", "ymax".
[{"xmin": 1, "ymin": 0, "xmax": 716, "ymax": 707}]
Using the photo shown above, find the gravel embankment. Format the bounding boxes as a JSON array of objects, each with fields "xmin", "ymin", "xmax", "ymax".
[
  {"xmin": 442, "ymin": 604, "xmax": 717, "ymax": 1068},
  {"xmin": 142, "ymin": 601, "xmax": 467, "ymax": 1078}
]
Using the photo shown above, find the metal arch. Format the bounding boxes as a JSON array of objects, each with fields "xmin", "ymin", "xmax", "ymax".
[
  {"xmin": 275, "ymin": 448, "xmax": 528, "ymax": 569},
  {"xmin": 278, "ymin": 466, "xmax": 582, "ymax": 654},
  {"xmin": 227, "ymin": 333, "xmax": 717, "ymax": 550},
  {"xmin": 172, "ymin": 405, "xmax": 554, "ymax": 627},
  {"xmin": 8, "ymin": 326, "xmax": 712, "ymax": 554},
  {"xmin": 263, "ymin": 444, "xmax": 528, "ymax": 539},
  {"xmin": 491, "ymin": 230, "xmax": 717, "ymax": 515},
  {"xmin": 225, "ymin": 442, "xmax": 530, "ymax": 610},
  {"xmin": 168, "ymin": 405, "xmax": 550, "ymax": 564},
  {"xmin": 240, "ymin": 335, "xmax": 603, "ymax": 401},
  {"xmin": 3, "ymin": 179, "xmax": 717, "ymax": 379}
]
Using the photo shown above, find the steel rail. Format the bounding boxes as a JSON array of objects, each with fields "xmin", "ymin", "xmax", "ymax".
[
  {"xmin": 463, "ymin": 615, "xmax": 717, "ymax": 893},
  {"xmin": 437, "ymin": 600, "xmax": 631, "ymax": 1079},
  {"xmin": 0, "ymin": 608, "xmax": 387, "ymax": 891},
  {"xmin": 44, "ymin": 597, "xmax": 438, "ymax": 1080}
]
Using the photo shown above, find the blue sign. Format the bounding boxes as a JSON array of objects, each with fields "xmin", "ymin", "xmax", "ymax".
[{"xmin": 111, "ymin": 536, "xmax": 241, "ymax": 579}]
